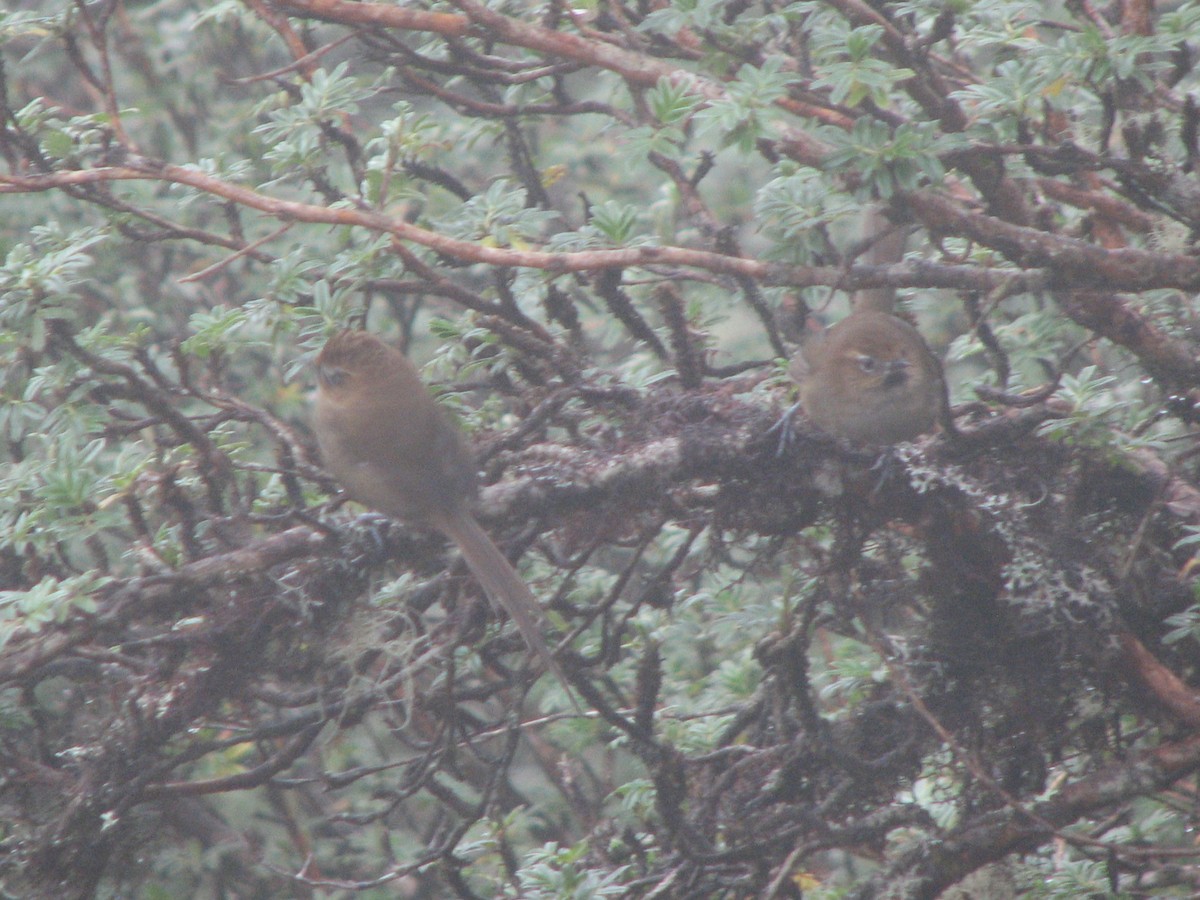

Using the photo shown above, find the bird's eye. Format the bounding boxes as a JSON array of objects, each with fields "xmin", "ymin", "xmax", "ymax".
[
  {"xmin": 856, "ymin": 355, "xmax": 878, "ymax": 374},
  {"xmin": 319, "ymin": 366, "xmax": 349, "ymax": 388}
]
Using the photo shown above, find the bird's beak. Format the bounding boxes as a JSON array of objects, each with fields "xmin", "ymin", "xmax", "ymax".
[{"xmin": 882, "ymin": 359, "xmax": 910, "ymax": 388}]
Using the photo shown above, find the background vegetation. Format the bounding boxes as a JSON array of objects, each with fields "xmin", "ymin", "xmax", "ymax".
[{"xmin": 3, "ymin": 0, "xmax": 1200, "ymax": 897}]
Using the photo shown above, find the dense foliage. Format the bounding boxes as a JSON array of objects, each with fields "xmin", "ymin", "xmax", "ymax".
[{"xmin": 3, "ymin": 0, "xmax": 1200, "ymax": 897}]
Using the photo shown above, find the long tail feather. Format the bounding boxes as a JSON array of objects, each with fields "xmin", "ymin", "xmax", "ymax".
[{"xmin": 433, "ymin": 508, "xmax": 579, "ymax": 711}]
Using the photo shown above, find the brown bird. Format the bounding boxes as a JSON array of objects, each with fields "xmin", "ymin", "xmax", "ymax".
[
  {"xmin": 793, "ymin": 310, "xmax": 947, "ymax": 445},
  {"xmin": 312, "ymin": 330, "xmax": 572, "ymax": 700}
]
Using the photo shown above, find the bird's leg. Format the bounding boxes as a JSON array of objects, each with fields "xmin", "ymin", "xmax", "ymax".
[
  {"xmin": 868, "ymin": 447, "xmax": 904, "ymax": 496},
  {"xmin": 767, "ymin": 401, "xmax": 805, "ymax": 458}
]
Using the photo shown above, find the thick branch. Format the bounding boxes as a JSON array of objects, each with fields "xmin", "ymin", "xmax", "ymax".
[
  {"xmin": 0, "ymin": 166, "xmax": 1051, "ymax": 292},
  {"xmin": 854, "ymin": 731, "xmax": 1200, "ymax": 899}
]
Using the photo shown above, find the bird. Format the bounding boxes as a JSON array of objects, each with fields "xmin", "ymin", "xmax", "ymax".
[
  {"xmin": 791, "ymin": 310, "xmax": 947, "ymax": 445},
  {"xmin": 311, "ymin": 329, "xmax": 574, "ymax": 702}
]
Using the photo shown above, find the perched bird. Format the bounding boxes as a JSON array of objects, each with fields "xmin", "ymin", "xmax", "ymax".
[
  {"xmin": 792, "ymin": 310, "xmax": 947, "ymax": 445},
  {"xmin": 312, "ymin": 330, "xmax": 572, "ymax": 699}
]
